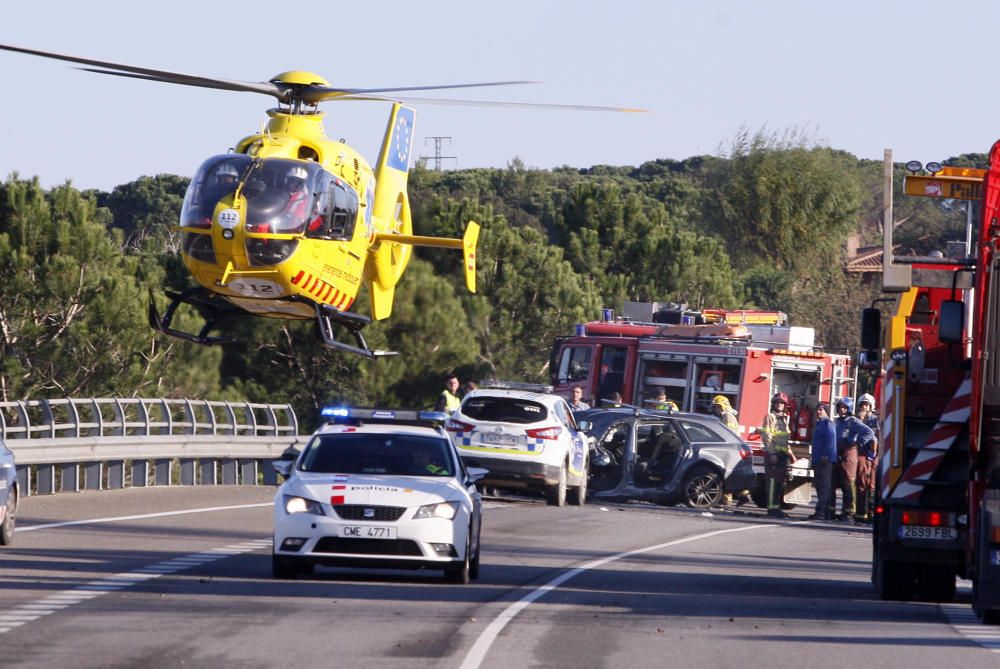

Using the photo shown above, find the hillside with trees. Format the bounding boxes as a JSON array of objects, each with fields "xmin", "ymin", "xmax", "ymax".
[{"xmin": 0, "ymin": 131, "xmax": 981, "ymax": 430}]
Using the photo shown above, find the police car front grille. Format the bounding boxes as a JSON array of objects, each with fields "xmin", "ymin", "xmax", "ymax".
[
  {"xmin": 332, "ymin": 505, "xmax": 406, "ymax": 521},
  {"xmin": 314, "ymin": 537, "xmax": 422, "ymax": 556}
]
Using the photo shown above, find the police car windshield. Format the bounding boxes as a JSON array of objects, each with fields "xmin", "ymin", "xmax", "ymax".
[{"xmin": 299, "ymin": 433, "xmax": 454, "ymax": 476}]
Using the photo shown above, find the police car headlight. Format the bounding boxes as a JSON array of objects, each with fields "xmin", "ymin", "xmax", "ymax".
[
  {"xmin": 283, "ymin": 495, "xmax": 325, "ymax": 516},
  {"xmin": 414, "ymin": 501, "xmax": 459, "ymax": 520}
]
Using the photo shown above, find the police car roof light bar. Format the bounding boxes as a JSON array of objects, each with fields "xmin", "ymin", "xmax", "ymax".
[{"xmin": 480, "ymin": 379, "xmax": 555, "ymax": 393}]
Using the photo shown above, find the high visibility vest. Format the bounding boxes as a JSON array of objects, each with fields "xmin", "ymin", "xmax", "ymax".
[
  {"xmin": 440, "ymin": 390, "xmax": 461, "ymax": 412},
  {"xmin": 761, "ymin": 412, "xmax": 791, "ymax": 454}
]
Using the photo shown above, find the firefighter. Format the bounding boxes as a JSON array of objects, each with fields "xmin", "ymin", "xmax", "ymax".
[
  {"xmin": 833, "ymin": 397, "xmax": 876, "ymax": 524},
  {"xmin": 711, "ymin": 395, "xmax": 739, "ymax": 435},
  {"xmin": 761, "ymin": 392, "xmax": 795, "ymax": 518},
  {"xmin": 713, "ymin": 395, "xmax": 749, "ymax": 506},
  {"xmin": 650, "ymin": 386, "xmax": 678, "ymax": 412},
  {"xmin": 854, "ymin": 393, "xmax": 879, "ymax": 522}
]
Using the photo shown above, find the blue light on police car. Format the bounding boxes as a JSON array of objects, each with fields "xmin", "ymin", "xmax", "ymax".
[{"xmin": 321, "ymin": 406, "xmax": 350, "ymax": 419}]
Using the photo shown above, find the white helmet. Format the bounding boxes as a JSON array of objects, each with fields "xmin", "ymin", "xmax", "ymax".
[
  {"xmin": 217, "ymin": 163, "xmax": 239, "ymax": 177},
  {"xmin": 287, "ymin": 166, "xmax": 308, "ymax": 180},
  {"xmin": 858, "ymin": 393, "xmax": 876, "ymax": 408}
]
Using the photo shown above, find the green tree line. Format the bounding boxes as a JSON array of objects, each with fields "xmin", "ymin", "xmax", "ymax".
[{"xmin": 0, "ymin": 131, "xmax": 980, "ymax": 430}]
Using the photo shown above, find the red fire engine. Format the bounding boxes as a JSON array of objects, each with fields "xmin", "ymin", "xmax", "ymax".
[
  {"xmin": 864, "ymin": 149, "xmax": 1000, "ymax": 620},
  {"xmin": 550, "ymin": 302, "xmax": 854, "ymax": 506}
]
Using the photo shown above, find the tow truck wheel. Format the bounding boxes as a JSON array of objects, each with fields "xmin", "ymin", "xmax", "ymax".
[
  {"xmin": 875, "ymin": 556, "xmax": 915, "ymax": 601},
  {"xmin": 546, "ymin": 464, "xmax": 567, "ymax": 507},
  {"xmin": 0, "ymin": 488, "xmax": 16, "ymax": 546},
  {"xmin": 974, "ymin": 579, "xmax": 1000, "ymax": 624}
]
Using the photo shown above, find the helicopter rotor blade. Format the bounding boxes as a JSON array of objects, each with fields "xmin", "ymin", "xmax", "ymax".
[
  {"xmin": 0, "ymin": 42, "xmax": 285, "ymax": 100},
  {"xmin": 299, "ymin": 80, "xmax": 540, "ymax": 104},
  {"xmin": 332, "ymin": 94, "xmax": 650, "ymax": 114}
]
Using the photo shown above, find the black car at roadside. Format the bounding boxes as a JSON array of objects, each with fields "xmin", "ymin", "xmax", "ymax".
[{"xmin": 575, "ymin": 407, "xmax": 755, "ymax": 508}]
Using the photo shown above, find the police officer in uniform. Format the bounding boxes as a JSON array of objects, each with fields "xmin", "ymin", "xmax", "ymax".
[{"xmin": 434, "ymin": 373, "xmax": 462, "ymax": 413}]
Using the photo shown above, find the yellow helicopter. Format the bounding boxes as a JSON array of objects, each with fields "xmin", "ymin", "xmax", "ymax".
[{"xmin": 0, "ymin": 43, "xmax": 644, "ymax": 357}]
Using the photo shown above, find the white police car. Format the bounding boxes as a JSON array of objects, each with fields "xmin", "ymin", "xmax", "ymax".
[
  {"xmin": 272, "ymin": 408, "xmax": 486, "ymax": 583},
  {"xmin": 0, "ymin": 439, "xmax": 16, "ymax": 546},
  {"xmin": 446, "ymin": 382, "xmax": 589, "ymax": 506}
]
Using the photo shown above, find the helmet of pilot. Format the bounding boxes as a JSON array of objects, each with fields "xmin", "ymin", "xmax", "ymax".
[
  {"xmin": 285, "ymin": 165, "xmax": 309, "ymax": 191},
  {"xmin": 216, "ymin": 162, "xmax": 239, "ymax": 185}
]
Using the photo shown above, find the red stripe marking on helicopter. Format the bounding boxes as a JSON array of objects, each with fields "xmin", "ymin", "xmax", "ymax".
[
  {"xmin": 331, "ymin": 289, "xmax": 343, "ymax": 306},
  {"xmin": 316, "ymin": 282, "xmax": 330, "ymax": 301},
  {"xmin": 310, "ymin": 279, "xmax": 324, "ymax": 298},
  {"xmin": 336, "ymin": 293, "xmax": 350, "ymax": 309},
  {"xmin": 345, "ymin": 297, "xmax": 355, "ymax": 310},
  {"xmin": 323, "ymin": 285, "xmax": 337, "ymax": 302},
  {"xmin": 291, "ymin": 270, "xmax": 306, "ymax": 285}
]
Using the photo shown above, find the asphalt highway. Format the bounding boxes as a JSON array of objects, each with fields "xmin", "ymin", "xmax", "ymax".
[{"xmin": 1, "ymin": 487, "xmax": 997, "ymax": 668}]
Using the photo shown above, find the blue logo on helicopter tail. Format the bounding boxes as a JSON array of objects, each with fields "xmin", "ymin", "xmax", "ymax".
[{"xmin": 386, "ymin": 106, "xmax": 415, "ymax": 172}]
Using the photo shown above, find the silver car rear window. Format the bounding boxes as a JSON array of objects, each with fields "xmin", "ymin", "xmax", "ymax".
[{"xmin": 462, "ymin": 397, "xmax": 548, "ymax": 424}]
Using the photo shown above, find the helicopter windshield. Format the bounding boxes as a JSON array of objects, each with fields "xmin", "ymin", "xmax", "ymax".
[
  {"xmin": 180, "ymin": 156, "xmax": 323, "ymax": 237},
  {"xmin": 242, "ymin": 159, "xmax": 322, "ymax": 236},
  {"xmin": 180, "ymin": 154, "xmax": 254, "ymax": 229}
]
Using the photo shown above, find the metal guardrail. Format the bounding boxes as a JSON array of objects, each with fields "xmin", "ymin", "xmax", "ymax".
[{"xmin": 1, "ymin": 398, "xmax": 301, "ymax": 496}]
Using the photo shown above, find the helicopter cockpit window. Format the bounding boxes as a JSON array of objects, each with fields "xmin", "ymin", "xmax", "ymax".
[
  {"xmin": 243, "ymin": 159, "xmax": 322, "ymax": 236},
  {"xmin": 180, "ymin": 154, "xmax": 253, "ymax": 229}
]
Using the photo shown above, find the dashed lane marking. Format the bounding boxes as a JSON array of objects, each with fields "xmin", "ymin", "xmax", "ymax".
[{"xmin": 0, "ymin": 538, "xmax": 272, "ymax": 635}]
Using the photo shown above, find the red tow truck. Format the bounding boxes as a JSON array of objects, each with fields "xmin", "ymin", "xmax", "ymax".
[{"xmin": 864, "ymin": 150, "xmax": 1000, "ymax": 619}]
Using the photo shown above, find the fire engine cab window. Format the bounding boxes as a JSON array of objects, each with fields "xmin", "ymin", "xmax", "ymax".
[
  {"xmin": 558, "ymin": 346, "xmax": 592, "ymax": 383},
  {"xmin": 461, "ymin": 397, "xmax": 548, "ymax": 424},
  {"xmin": 598, "ymin": 347, "xmax": 627, "ymax": 403}
]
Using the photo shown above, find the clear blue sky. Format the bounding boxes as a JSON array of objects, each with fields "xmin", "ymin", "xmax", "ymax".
[{"xmin": 2, "ymin": 0, "xmax": 999, "ymax": 191}]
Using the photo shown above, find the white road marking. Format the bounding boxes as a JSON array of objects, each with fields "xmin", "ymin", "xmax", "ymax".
[
  {"xmin": 5, "ymin": 499, "xmax": 275, "ymax": 637},
  {"xmin": 941, "ymin": 604, "xmax": 1000, "ymax": 653},
  {"xmin": 459, "ymin": 523, "xmax": 774, "ymax": 669},
  {"xmin": 14, "ymin": 502, "xmax": 272, "ymax": 533}
]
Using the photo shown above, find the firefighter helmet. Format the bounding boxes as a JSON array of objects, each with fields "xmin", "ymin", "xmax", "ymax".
[
  {"xmin": 712, "ymin": 395, "xmax": 732, "ymax": 411},
  {"xmin": 771, "ymin": 392, "xmax": 789, "ymax": 405},
  {"xmin": 836, "ymin": 397, "xmax": 854, "ymax": 413},
  {"xmin": 858, "ymin": 393, "xmax": 875, "ymax": 408}
]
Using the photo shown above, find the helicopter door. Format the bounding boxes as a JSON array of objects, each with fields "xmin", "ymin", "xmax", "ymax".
[{"xmin": 305, "ymin": 175, "xmax": 359, "ymax": 241}]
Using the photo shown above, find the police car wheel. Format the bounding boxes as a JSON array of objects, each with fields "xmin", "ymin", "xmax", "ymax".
[
  {"xmin": 273, "ymin": 552, "xmax": 306, "ymax": 580},
  {"xmin": 445, "ymin": 531, "xmax": 472, "ymax": 584},
  {"xmin": 0, "ymin": 488, "xmax": 15, "ymax": 546},
  {"xmin": 545, "ymin": 465, "xmax": 567, "ymax": 507}
]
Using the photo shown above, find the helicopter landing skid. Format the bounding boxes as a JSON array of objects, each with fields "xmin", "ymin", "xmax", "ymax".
[
  {"xmin": 306, "ymin": 300, "xmax": 398, "ymax": 359},
  {"xmin": 148, "ymin": 287, "xmax": 237, "ymax": 346}
]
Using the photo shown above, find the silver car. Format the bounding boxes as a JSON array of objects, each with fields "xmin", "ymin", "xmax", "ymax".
[{"xmin": 576, "ymin": 408, "xmax": 756, "ymax": 508}]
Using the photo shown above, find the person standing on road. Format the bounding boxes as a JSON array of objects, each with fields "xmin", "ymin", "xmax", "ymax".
[
  {"xmin": 809, "ymin": 403, "xmax": 837, "ymax": 520},
  {"xmin": 568, "ymin": 384, "xmax": 590, "ymax": 411},
  {"xmin": 711, "ymin": 395, "xmax": 739, "ymax": 435},
  {"xmin": 712, "ymin": 395, "xmax": 749, "ymax": 506},
  {"xmin": 434, "ymin": 373, "xmax": 462, "ymax": 413},
  {"xmin": 833, "ymin": 397, "xmax": 876, "ymax": 525},
  {"xmin": 855, "ymin": 393, "xmax": 880, "ymax": 522},
  {"xmin": 761, "ymin": 392, "xmax": 795, "ymax": 519}
]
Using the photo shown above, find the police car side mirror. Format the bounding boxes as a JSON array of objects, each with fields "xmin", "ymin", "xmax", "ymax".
[
  {"xmin": 272, "ymin": 459, "xmax": 293, "ymax": 479},
  {"xmin": 466, "ymin": 467, "xmax": 489, "ymax": 485}
]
